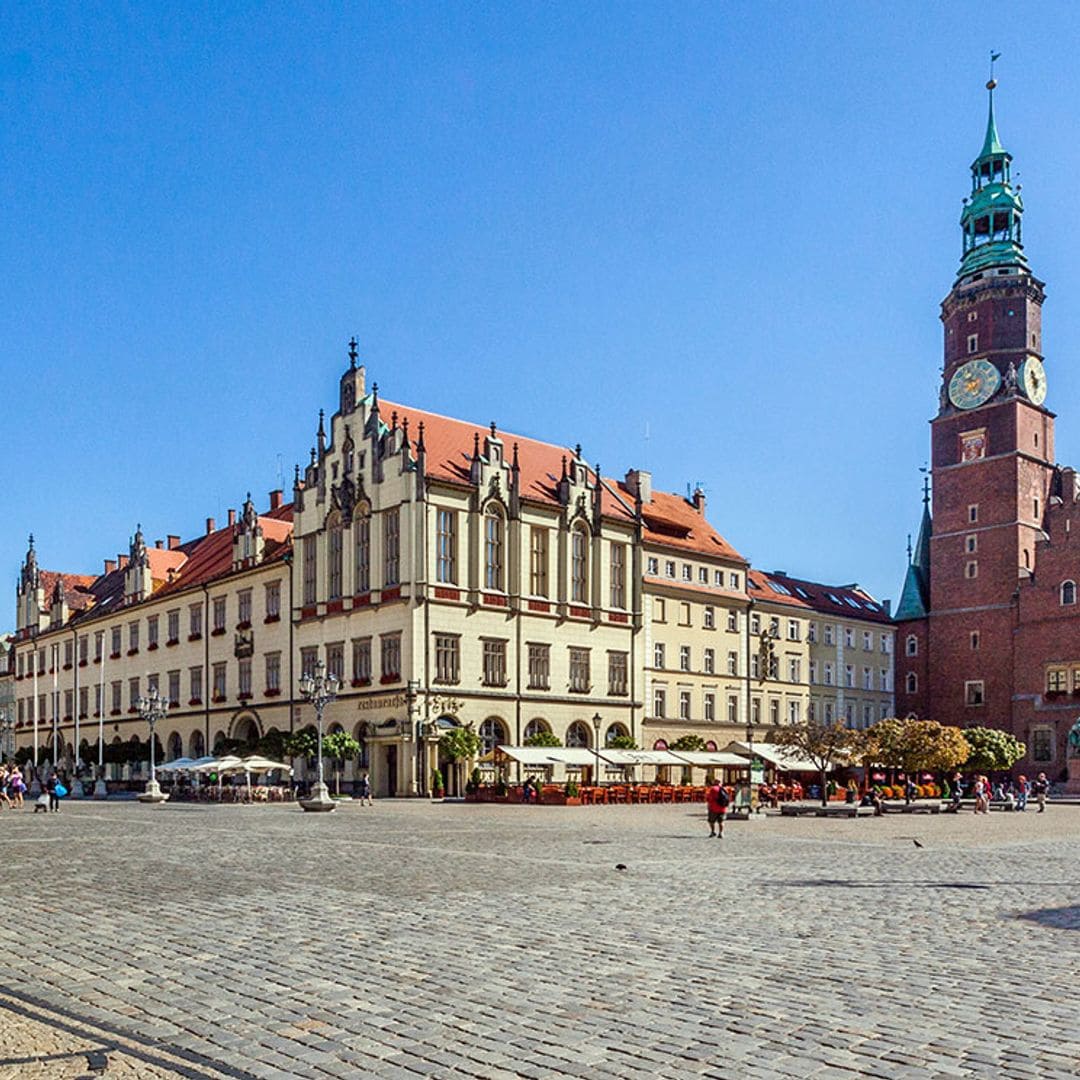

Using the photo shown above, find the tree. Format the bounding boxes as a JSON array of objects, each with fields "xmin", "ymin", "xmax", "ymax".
[
  {"xmin": 773, "ymin": 721, "xmax": 858, "ymax": 806},
  {"xmin": 607, "ymin": 734, "xmax": 638, "ymax": 750},
  {"xmin": 869, "ymin": 718, "xmax": 969, "ymax": 798},
  {"xmin": 322, "ymin": 731, "xmax": 361, "ymax": 796},
  {"xmin": 439, "ymin": 726, "xmax": 483, "ymax": 796},
  {"xmin": 670, "ymin": 734, "xmax": 707, "ymax": 752},
  {"xmin": 523, "ymin": 731, "xmax": 562, "ymax": 748},
  {"xmin": 963, "ymin": 727, "xmax": 1026, "ymax": 773},
  {"xmin": 283, "ymin": 726, "xmax": 318, "ymax": 762}
]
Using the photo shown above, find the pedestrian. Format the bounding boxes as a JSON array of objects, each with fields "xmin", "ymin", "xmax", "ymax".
[
  {"xmin": 1032, "ymin": 772, "xmax": 1050, "ymax": 813},
  {"xmin": 950, "ymin": 772, "xmax": 964, "ymax": 812},
  {"xmin": 9, "ymin": 766, "xmax": 25, "ymax": 809},
  {"xmin": 1016, "ymin": 774, "xmax": 1029, "ymax": 812},
  {"xmin": 46, "ymin": 770, "xmax": 61, "ymax": 813},
  {"xmin": 706, "ymin": 777, "xmax": 730, "ymax": 838},
  {"xmin": 905, "ymin": 776, "xmax": 918, "ymax": 804},
  {"xmin": 845, "ymin": 779, "xmax": 858, "ymax": 804},
  {"xmin": 973, "ymin": 775, "xmax": 990, "ymax": 814},
  {"xmin": 357, "ymin": 771, "xmax": 373, "ymax": 807}
]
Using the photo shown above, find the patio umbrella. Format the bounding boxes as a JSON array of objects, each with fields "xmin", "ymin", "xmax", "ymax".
[{"xmin": 159, "ymin": 757, "xmax": 196, "ymax": 772}]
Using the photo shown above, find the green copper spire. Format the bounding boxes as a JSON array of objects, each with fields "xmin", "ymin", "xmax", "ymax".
[
  {"xmin": 895, "ymin": 480, "xmax": 932, "ymax": 622},
  {"xmin": 957, "ymin": 74, "xmax": 1027, "ymax": 281},
  {"xmin": 979, "ymin": 80, "xmax": 1005, "ymax": 159}
]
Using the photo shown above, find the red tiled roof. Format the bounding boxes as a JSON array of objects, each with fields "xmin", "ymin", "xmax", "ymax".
[
  {"xmin": 380, "ymin": 399, "xmax": 745, "ymax": 562},
  {"xmin": 381, "ymin": 399, "xmax": 636, "ymax": 522},
  {"xmin": 39, "ymin": 571, "xmax": 98, "ymax": 613},
  {"xmin": 748, "ymin": 569, "xmax": 891, "ymax": 624},
  {"xmin": 633, "ymin": 487, "xmax": 747, "ymax": 564}
]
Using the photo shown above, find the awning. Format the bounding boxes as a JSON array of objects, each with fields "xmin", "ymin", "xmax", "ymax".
[
  {"xmin": 670, "ymin": 750, "xmax": 747, "ymax": 768},
  {"xmin": 723, "ymin": 741, "xmax": 834, "ymax": 773},
  {"xmin": 494, "ymin": 745, "xmax": 598, "ymax": 767},
  {"xmin": 598, "ymin": 749, "xmax": 688, "ymax": 766},
  {"xmin": 159, "ymin": 757, "xmax": 196, "ymax": 772}
]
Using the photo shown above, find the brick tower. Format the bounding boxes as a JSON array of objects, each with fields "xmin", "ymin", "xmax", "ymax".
[{"xmin": 895, "ymin": 77, "xmax": 1059, "ymax": 744}]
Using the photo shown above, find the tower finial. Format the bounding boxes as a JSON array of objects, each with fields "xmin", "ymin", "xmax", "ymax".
[
  {"xmin": 907, "ymin": 533, "xmax": 913, "ymax": 562},
  {"xmin": 980, "ymin": 56, "xmax": 1005, "ymax": 159},
  {"xmin": 348, "ymin": 336, "xmax": 358, "ymax": 370},
  {"xmin": 922, "ymin": 475, "xmax": 930, "ymax": 505}
]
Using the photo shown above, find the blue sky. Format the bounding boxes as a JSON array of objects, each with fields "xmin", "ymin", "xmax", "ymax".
[{"xmin": 5, "ymin": 2, "xmax": 1080, "ymax": 611}]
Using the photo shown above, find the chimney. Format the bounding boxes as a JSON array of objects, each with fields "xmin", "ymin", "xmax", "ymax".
[
  {"xmin": 154, "ymin": 539, "xmax": 164, "ymax": 550},
  {"xmin": 104, "ymin": 559, "xmax": 116, "ymax": 574},
  {"xmin": 206, "ymin": 517, "xmax": 216, "ymax": 534},
  {"xmin": 227, "ymin": 508, "xmax": 236, "ymax": 527},
  {"xmin": 167, "ymin": 535, "xmax": 181, "ymax": 550},
  {"xmin": 269, "ymin": 489, "xmax": 283, "ymax": 511},
  {"xmin": 692, "ymin": 488, "xmax": 706, "ymax": 514},
  {"xmin": 625, "ymin": 469, "xmax": 652, "ymax": 504},
  {"xmin": 118, "ymin": 555, "xmax": 129, "ymax": 570}
]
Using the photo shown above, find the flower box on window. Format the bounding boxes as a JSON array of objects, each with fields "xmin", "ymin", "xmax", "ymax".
[
  {"xmin": 263, "ymin": 615, "xmax": 281, "ymax": 624},
  {"xmin": 211, "ymin": 628, "xmax": 226, "ymax": 637},
  {"xmin": 264, "ymin": 688, "xmax": 281, "ymax": 697},
  {"xmin": 352, "ymin": 677, "xmax": 372, "ymax": 688},
  {"xmin": 110, "ymin": 652, "xmax": 121, "ymax": 660},
  {"xmin": 237, "ymin": 691, "xmax": 253, "ymax": 701},
  {"xmin": 79, "ymin": 659, "xmax": 88, "ymax": 668},
  {"xmin": 127, "ymin": 648, "xmax": 139, "ymax": 657},
  {"xmin": 63, "ymin": 663, "xmax": 73, "ymax": 671},
  {"xmin": 166, "ymin": 638, "xmax": 179, "ymax": 647},
  {"xmin": 148, "ymin": 643, "xmax": 158, "ymax": 652},
  {"xmin": 380, "ymin": 673, "xmax": 400, "ymax": 685},
  {"xmin": 188, "ymin": 697, "xmax": 202, "ymax": 706},
  {"xmin": 236, "ymin": 621, "xmax": 252, "ymax": 631},
  {"xmin": 188, "ymin": 633, "xmax": 202, "ymax": 643},
  {"xmin": 212, "ymin": 694, "xmax": 226, "ymax": 703}
]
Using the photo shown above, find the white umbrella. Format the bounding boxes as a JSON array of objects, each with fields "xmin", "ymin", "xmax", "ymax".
[
  {"xmin": 159, "ymin": 757, "xmax": 196, "ymax": 772},
  {"xmin": 192, "ymin": 755, "xmax": 244, "ymax": 773},
  {"xmin": 239, "ymin": 756, "xmax": 293, "ymax": 773}
]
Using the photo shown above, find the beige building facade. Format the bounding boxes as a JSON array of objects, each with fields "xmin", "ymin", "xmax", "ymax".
[
  {"xmin": 9, "ymin": 496, "xmax": 296, "ymax": 777},
  {"xmin": 7, "ymin": 345, "xmax": 897, "ymax": 792}
]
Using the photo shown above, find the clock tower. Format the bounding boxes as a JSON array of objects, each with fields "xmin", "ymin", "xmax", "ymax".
[{"xmin": 898, "ymin": 78, "xmax": 1057, "ymax": 726}]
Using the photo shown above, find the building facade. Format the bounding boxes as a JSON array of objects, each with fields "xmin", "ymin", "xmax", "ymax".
[
  {"xmin": 10, "ymin": 354, "xmax": 896, "ymax": 792},
  {"xmin": 895, "ymin": 81, "xmax": 1080, "ymax": 783},
  {"xmin": 9, "ymin": 497, "xmax": 295, "ymax": 775}
]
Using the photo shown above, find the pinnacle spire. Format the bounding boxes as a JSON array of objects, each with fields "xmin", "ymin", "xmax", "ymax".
[{"xmin": 979, "ymin": 77, "xmax": 1005, "ymax": 159}]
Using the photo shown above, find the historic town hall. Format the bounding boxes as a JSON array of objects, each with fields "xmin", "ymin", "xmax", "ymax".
[{"xmin": 895, "ymin": 79, "xmax": 1080, "ymax": 785}]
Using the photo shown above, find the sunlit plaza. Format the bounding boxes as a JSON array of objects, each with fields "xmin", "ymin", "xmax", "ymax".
[{"xmin": 1, "ymin": 799, "xmax": 1078, "ymax": 1079}]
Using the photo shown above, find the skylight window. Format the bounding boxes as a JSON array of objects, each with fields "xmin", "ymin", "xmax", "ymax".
[
  {"xmin": 794, "ymin": 587, "xmax": 810, "ymax": 599},
  {"xmin": 769, "ymin": 581, "xmax": 791, "ymax": 595},
  {"xmin": 827, "ymin": 594, "xmax": 842, "ymax": 604},
  {"xmin": 843, "ymin": 597, "xmax": 861, "ymax": 609}
]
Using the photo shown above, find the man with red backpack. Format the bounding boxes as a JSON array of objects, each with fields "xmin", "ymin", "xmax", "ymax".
[{"xmin": 706, "ymin": 777, "xmax": 730, "ymax": 838}]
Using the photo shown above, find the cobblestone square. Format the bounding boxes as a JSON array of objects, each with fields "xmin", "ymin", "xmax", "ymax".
[{"xmin": 2, "ymin": 800, "xmax": 1078, "ymax": 1079}]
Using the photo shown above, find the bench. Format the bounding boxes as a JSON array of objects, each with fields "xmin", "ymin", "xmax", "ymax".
[
  {"xmin": 880, "ymin": 800, "xmax": 942, "ymax": 815},
  {"xmin": 779, "ymin": 804, "xmax": 820, "ymax": 817}
]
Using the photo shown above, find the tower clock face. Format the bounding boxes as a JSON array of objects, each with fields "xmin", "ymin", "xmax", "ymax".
[
  {"xmin": 1020, "ymin": 356, "xmax": 1047, "ymax": 406},
  {"xmin": 949, "ymin": 359, "xmax": 1001, "ymax": 410}
]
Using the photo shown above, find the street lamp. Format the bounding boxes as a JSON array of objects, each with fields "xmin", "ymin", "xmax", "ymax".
[
  {"xmin": 135, "ymin": 687, "xmax": 169, "ymax": 804},
  {"xmin": 592, "ymin": 712, "xmax": 602, "ymax": 789},
  {"xmin": 0, "ymin": 708, "xmax": 13, "ymax": 762},
  {"xmin": 298, "ymin": 659, "xmax": 339, "ymax": 812}
]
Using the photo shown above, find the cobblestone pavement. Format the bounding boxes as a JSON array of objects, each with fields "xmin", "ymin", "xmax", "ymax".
[{"xmin": 2, "ymin": 799, "xmax": 1079, "ymax": 1079}]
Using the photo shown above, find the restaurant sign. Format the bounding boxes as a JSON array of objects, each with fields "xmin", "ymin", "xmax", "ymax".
[{"xmin": 356, "ymin": 693, "xmax": 407, "ymax": 712}]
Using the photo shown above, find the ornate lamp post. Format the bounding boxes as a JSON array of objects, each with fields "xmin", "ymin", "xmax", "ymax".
[
  {"xmin": 592, "ymin": 712, "xmax": 603, "ymax": 788},
  {"xmin": 0, "ymin": 708, "xmax": 13, "ymax": 762},
  {"xmin": 136, "ymin": 687, "xmax": 169, "ymax": 804},
  {"xmin": 299, "ymin": 659, "xmax": 339, "ymax": 812}
]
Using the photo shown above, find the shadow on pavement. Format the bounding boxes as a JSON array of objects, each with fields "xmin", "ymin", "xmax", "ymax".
[
  {"xmin": 1016, "ymin": 904, "xmax": 1080, "ymax": 930},
  {"xmin": 0, "ymin": 989, "xmax": 252, "ymax": 1080},
  {"xmin": 763, "ymin": 878, "xmax": 991, "ymax": 890}
]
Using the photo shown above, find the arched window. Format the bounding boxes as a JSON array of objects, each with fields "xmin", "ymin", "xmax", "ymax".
[
  {"xmin": 1061, "ymin": 580, "xmax": 1076, "ymax": 606},
  {"xmin": 604, "ymin": 722, "xmax": 629, "ymax": 747},
  {"xmin": 571, "ymin": 524, "xmax": 589, "ymax": 603},
  {"xmin": 189, "ymin": 730, "xmax": 205, "ymax": 758},
  {"xmin": 484, "ymin": 509, "xmax": 504, "ymax": 591},
  {"xmin": 565, "ymin": 721, "xmax": 591, "ymax": 748},
  {"xmin": 906, "ymin": 635, "xmax": 918, "ymax": 657},
  {"xmin": 906, "ymin": 672, "xmax": 918, "ymax": 694},
  {"xmin": 302, "ymin": 536, "xmax": 318, "ymax": 606},
  {"xmin": 327, "ymin": 517, "xmax": 344, "ymax": 600},
  {"xmin": 523, "ymin": 718, "xmax": 550, "ymax": 742},
  {"xmin": 354, "ymin": 510, "xmax": 371, "ymax": 595},
  {"xmin": 167, "ymin": 732, "xmax": 183, "ymax": 761},
  {"xmin": 479, "ymin": 717, "xmax": 507, "ymax": 756}
]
